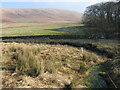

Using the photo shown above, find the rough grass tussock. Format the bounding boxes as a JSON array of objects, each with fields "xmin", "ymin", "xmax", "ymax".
[
  {"xmin": 2, "ymin": 42, "xmax": 105, "ymax": 88},
  {"xmin": 2, "ymin": 42, "xmax": 104, "ymax": 76}
]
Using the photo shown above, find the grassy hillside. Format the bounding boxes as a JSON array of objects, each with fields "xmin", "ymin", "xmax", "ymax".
[{"xmin": 1, "ymin": 8, "xmax": 83, "ymax": 28}]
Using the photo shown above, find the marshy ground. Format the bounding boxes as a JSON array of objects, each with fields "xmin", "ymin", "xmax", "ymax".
[
  {"xmin": 1, "ymin": 40, "xmax": 120, "ymax": 88},
  {"xmin": 1, "ymin": 23, "xmax": 120, "ymax": 88}
]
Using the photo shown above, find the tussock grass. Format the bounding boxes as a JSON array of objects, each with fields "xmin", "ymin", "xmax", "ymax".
[
  {"xmin": 3, "ymin": 42, "xmax": 103, "ymax": 78},
  {"xmin": 70, "ymin": 77, "xmax": 80, "ymax": 88},
  {"xmin": 79, "ymin": 62, "xmax": 88, "ymax": 74}
]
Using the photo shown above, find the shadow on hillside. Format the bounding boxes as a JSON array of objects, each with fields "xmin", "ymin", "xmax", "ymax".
[
  {"xmin": 45, "ymin": 25, "xmax": 85, "ymax": 32},
  {"xmin": 1, "ymin": 25, "xmax": 119, "ymax": 40}
]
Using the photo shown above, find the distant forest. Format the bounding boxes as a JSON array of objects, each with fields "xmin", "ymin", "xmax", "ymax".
[{"xmin": 82, "ymin": 0, "xmax": 120, "ymax": 38}]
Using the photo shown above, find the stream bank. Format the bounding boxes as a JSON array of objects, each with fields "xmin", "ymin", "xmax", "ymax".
[{"xmin": 2, "ymin": 40, "xmax": 119, "ymax": 88}]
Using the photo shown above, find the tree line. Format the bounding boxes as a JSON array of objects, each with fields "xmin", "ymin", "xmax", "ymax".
[{"xmin": 82, "ymin": 0, "xmax": 120, "ymax": 37}]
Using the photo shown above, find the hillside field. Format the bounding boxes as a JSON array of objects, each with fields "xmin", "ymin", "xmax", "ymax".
[{"xmin": 2, "ymin": 24, "xmax": 85, "ymax": 36}]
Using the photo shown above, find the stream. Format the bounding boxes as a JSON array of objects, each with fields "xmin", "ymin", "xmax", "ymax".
[
  {"xmin": 85, "ymin": 64, "xmax": 108, "ymax": 88},
  {"xmin": 79, "ymin": 44, "xmax": 111, "ymax": 88}
]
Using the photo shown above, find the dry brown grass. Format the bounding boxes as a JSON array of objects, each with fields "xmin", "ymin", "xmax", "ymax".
[
  {"xmin": 2, "ymin": 42, "xmax": 104, "ymax": 88},
  {"xmin": 95, "ymin": 43, "xmax": 120, "ymax": 57}
]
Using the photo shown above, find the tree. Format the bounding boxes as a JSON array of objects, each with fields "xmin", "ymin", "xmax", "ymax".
[{"xmin": 82, "ymin": 1, "xmax": 120, "ymax": 37}]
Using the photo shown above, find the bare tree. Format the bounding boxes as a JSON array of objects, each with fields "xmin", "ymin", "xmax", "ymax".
[{"xmin": 82, "ymin": 1, "xmax": 120, "ymax": 38}]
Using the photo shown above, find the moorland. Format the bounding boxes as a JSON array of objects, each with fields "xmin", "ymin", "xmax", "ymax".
[{"xmin": 1, "ymin": 1, "xmax": 120, "ymax": 88}]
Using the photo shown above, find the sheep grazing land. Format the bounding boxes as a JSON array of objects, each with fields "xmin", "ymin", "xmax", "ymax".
[
  {"xmin": 2, "ymin": 42, "xmax": 105, "ymax": 88},
  {"xmin": 1, "ymin": 1, "xmax": 120, "ymax": 88}
]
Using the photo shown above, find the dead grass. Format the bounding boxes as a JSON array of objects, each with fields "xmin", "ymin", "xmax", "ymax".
[
  {"xmin": 94, "ymin": 43, "xmax": 120, "ymax": 57},
  {"xmin": 2, "ymin": 42, "xmax": 104, "ymax": 88}
]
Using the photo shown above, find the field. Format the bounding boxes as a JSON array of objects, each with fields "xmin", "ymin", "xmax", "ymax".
[
  {"xmin": 2, "ymin": 42, "xmax": 107, "ymax": 88},
  {"xmin": 2, "ymin": 24, "xmax": 84, "ymax": 36},
  {"xmin": 1, "ymin": 39, "xmax": 120, "ymax": 88},
  {"xmin": 1, "ymin": 23, "xmax": 120, "ymax": 88}
]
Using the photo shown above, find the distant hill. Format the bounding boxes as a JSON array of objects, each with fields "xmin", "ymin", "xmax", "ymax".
[{"xmin": 1, "ymin": 8, "xmax": 83, "ymax": 24}]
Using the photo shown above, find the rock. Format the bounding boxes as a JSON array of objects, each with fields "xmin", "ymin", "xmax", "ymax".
[
  {"xmin": 11, "ymin": 72, "xmax": 17, "ymax": 76},
  {"xmin": 99, "ymin": 72, "xmax": 106, "ymax": 76},
  {"xmin": 17, "ymin": 79, "xmax": 23, "ymax": 82}
]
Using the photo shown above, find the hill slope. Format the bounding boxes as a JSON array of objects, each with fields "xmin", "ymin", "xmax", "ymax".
[{"xmin": 1, "ymin": 8, "xmax": 82, "ymax": 24}]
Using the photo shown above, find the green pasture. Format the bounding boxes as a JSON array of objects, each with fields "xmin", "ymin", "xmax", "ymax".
[{"xmin": 2, "ymin": 24, "xmax": 85, "ymax": 36}]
